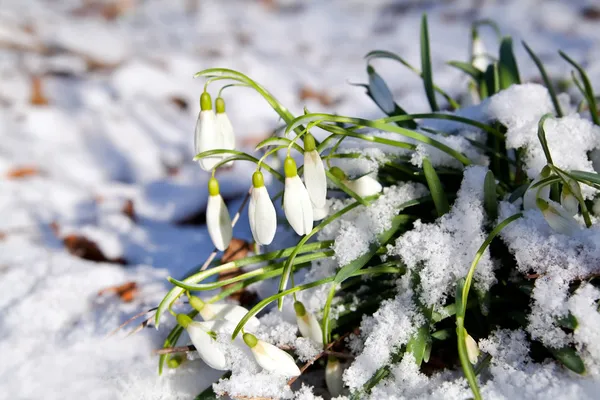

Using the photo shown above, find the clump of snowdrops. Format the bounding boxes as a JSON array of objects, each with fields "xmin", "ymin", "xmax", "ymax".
[{"xmin": 148, "ymin": 16, "xmax": 600, "ymax": 400}]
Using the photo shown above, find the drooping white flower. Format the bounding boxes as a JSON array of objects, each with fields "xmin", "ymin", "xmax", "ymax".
[
  {"xmin": 176, "ymin": 314, "xmax": 228, "ymax": 370},
  {"xmin": 249, "ymin": 170, "xmax": 277, "ymax": 245},
  {"xmin": 471, "ymin": 30, "xmax": 490, "ymax": 72},
  {"xmin": 194, "ymin": 92, "xmax": 222, "ymax": 171},
  {"xmin": 303, "ymin": 134, "xmax": 327, "ymax": 213},
  {"xmin": 189, "ymin": 296, "xmax": 260, "ymax": 330},
  {"xmin": 367, "ymin": 65, "xmax": 395, "ymax": 114},
  {"xmin": 330, "ymin": 167, "xmax": 382, "ymax": 198},
  {"xmin": 294, "ymin": 301, "xmax": 323, "ymax": 345},
  {"xmin": 243, "ymin": 333, "xmax": 301, "ymax": 377},
  {"xmin": 561, "ymin": 179, "xmax": 580, "ymax": 216},
  {"xmin": 206, "ymin": 177, "xmax": 232, "ymax": 251},
  {"xmin": 215, "ymin": 96, "xmax": 235, "ymax": 166},
  {"xmin": 325, "ymin": 356, "xmax": 344, "ymax": 397},
  {"xmin": 523, "ymin": 166, "xmax": 551, "ymax": 210},
  {"xmin": 464, "ymin": 331, "xmax": 480, "ymax": 365},
  {"xmin": 312, "ymin": 202, "xmax": 329, "ymax": 221},
  {"xmin": 537, "ymin": 198, "xmax": 581, "ymax": 236},
  {"xmin": 283, "ymin": 156, "xmax": 313, "ymax": 235}
]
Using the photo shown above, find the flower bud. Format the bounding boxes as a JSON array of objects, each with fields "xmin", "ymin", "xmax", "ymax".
[
  {"xmin": 560, "ymin": 180, "xmax": 580, "ymax": 216},
  {"xmin": 464, "ymin": 331, "xmax": 480, "ymax": 365},
  {"xmin": 325, "ymin": 356, "xmax": 344, "ymax": 397},
  {"xmin": 206, "ymin": 177, "xmax": 232, "ymax": 251},
  {"xmin": 283, "ymin": 157, "xmax": 313, "ymax": 235},
  {"xmin": 249, "ymin": 170, "xmax": 277, "ymax": 245},
  {"xmin": 189, "ymin": 295, "xmax": 260, "ymax": 330},
  {"xmin": 243, "ymin": 333, "xmax": 301, "ymax": 377},
  {"xmin": 194, "ymin": 92, "xmax": 223, "ymax": 171},
  {"xmin": 215, "ymin": 97, "xmax": 236, "ymax": 166},
  {"xmin": 303, "ymin": 134, "xmax": 327, "ymax": 213},
  {"xmin": 523, "ymin": 166, "xmax": 551, "ymax": 211},
  {"xmin": 176, "ymin": 314, "xmax": 228, "ymax": 370},
  {"xmin": 294, "ymin": 301, "xmax": 323, "ymax": 345},
  {"xmin": 537, "ymin": 198, "xmax": 581, "ymax": 236}
]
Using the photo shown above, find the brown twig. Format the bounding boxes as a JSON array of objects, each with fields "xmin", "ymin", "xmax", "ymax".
[
  {"xmin": 105, "ymin": 307, "xmax": 158, "ymax": 338},
  {"xmin": 154, "ymin": 345, "xmax": 196, "ymax": 355}
]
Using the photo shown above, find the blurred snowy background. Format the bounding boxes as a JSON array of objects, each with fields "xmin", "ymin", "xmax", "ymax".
[{"xmin": 0, "ymin": 0, "xmax": 599, "ymax": 399}]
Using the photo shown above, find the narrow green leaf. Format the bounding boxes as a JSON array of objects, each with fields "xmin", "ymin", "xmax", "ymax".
[
  {"xmin": 570, "ymin": 170, "xmax": 600, "ymax": 189},
  {"xmin": 536, "ymin": 113, "xmax": 554, "ymax": 165},
  {"xmin": 559, "ymin": 50, "xmax": 599, "ymax": 125},
  {"xmin": 448, "ymin": 60, "xmax": 485, "ymax": 82},
  {"xmin": 422, "ymin": 158, "xmax": 449, "ymax": 217},
  {"xmin": 498, "ymin": 36, "xmax": 521, "ymax": 89},
  {"xmin": 483, "ymin": 170, "xmax": 498, "ymax": 221},
  {"xmin": 432, "ymin": 329, "xmax": 452, "ymax": 340},
  {"xmin": 407, "ymin": 324, "xmax": 431, "ymax": 366},
  {"xmin": 522, "ymin": 41, "xmax": 563, "ymax": 117},
  {"xmin": 420, "ymin": 14, "xmax": 439, "ymax": 111},
  {"xmin": 550, "ymin": 346, "xmax": 586, "ymax": 374}
]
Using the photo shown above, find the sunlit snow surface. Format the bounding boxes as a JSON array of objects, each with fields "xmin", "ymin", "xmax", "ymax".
[{"xmin": 1, "ymin": 0, "xmax": 600, "ymax": 399}]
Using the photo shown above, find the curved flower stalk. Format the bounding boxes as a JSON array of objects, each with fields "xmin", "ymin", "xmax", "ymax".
[
  {"xmin": 294, "ymin": 301, "xmax": 323, "ymax": 345},
  {"xmin": 283, "ymin": 156, "xmax": 313, "ymax": 235},
  {"xmin": 176, "ymin": 314, "xmax": 228, "ymax": 370},
  {"xmin": 523, "ymin": 166, "xmax": 551, "ymax": 210},
  {"xmin": 537, "ymin": 198, "xmax": 581, "ymax": 235},
  {"xmin": 325, "ymin": 356, "xmax": 344, "ymax": 397},
  {"xmin": 206, "ymin": 177, "xmax": 232, "ymax": 251},
  {"xmin": 329, "ymin": 167, "xmax": 382, "ymax": 197},
  {"xmin": 189, "ymin": 295, "xmax": 260, "ymax": 330},
  {"xmin": 194, "ymin": 92, "xmax": 222, "ymax": 171},
  {"xmin": 243, "ymin": 333, "xmax": 301, "ymax": 377},
  {"xmin": 215, "ymin": 97, "xmax": 236, "ymax": 166},
  {"xmin": 303, "ymin": 133, "xmax": 327, "ymax": 220},
  {"xmin": 249, "ymin": 170, "xmax": 277, "ymax": 245}
]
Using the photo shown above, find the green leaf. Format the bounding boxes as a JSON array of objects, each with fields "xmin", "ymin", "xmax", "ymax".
[
  {"xmin": 559, "ymin": 51, "xmax": 599, "ymax": 125},
  {"xmin": 483, "ymin": 170, "xmax": 498, "ymax": 221},
  {"xmin": 522, "ymin": 41, "xmax": 563, "ymax": 117},
  {"xmin": 407, "ymin": 324, "xmax": 431, "ymax": 366},
  {"xmin": 536, "ymin": 113, "xmax": 554, "ymax": 165},
  {"xmin": 550, "ymin": 346, "xmax": 586, "ymax": 374},
  {"xmin": 498, "ymin": 36, "xmax": 521, "ymax": 89},
  {"xmin": 432, "ymin": 329, "xmax": 452, "ymax": 340},
  {"xmin": 366, "ymin": 65, "xmax": 417, "ymax": 128},
  {"xmin": 420, "ymin": 14, "xmax": 439, "ymax": 111},
  {"xmin": 557, "ymin": 312, "xmax": 578, "ymax": 330},
  {"xmin": 483, "ymin": 63, "xmax": 500, "ymax": 97},
  {"xmin": 422, "ymin": 158, "xmax": 449, "ymax": 217},
  {"xmin": 570, "ymin": 170, "xmax": 600, "ymax": 189},
  {"xmin": 447, "ymin": 60, "xmax": 484, "ymax": 82}
]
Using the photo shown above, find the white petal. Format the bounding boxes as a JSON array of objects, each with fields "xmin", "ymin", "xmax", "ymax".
[
  {"xmin": 523, "ymin": 173, "xmax": 550, "ymax": 211},
  {"xmin": 344, "ymin": 175, "xmax": 382, "ymax": 197},
  {"xmin": 284, "ymin": 176, "xmax": 313, "ymax": 235},
  {"xmin": 216, "ymin": 112, "xmax": 235, "ymax": 167},
  {"xmin": 297, "ymin": 313, "xmax": 323, "ymax": 345},
  {"xmin": 303, "ymin": 150, "xmax": 327, "ymax": 209},
  {"xmin": 200, "ymin": 303, "xmax": 260, "ymax": 330},
  {"xmin": 472, "ymin": 37, "xmax": 490, "ymax": 72},
  {"xmin": 207, "ymin": 194, "xmax": 232, "ymax": 251},
  {"xmin": 561, "ymin": 193, "xmax": 579, "ymax": 216},
  {"xmin": 251, "ymin": 340, "xmax": 301, "ymax": 376},
  {"xmin": 543, "ymin": 203, "xmax": 581, "ymax": 236},
  {"xmin": 325, "ymin": 358, "xmax": 344, "ymax": 397},
  {"xmin": 249, "ymin": 186, "xmax": 277, "ymax": 245},
  {"xmin": 187, "ymin": 322, "xmax": 228, "ymax": 370},
  {"xmin": 195, "ymin": 110, "xmax": 223, "ymax": 171},
  {"xmin": 465, "ymin": 334, "xmax": 480, "ymax": 365},
  {"xmin": 312, "ymin": 202, "xmax": 329, "ymax": 221}
]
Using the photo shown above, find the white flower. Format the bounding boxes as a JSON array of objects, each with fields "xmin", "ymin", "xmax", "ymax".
[
  {"xmin": 471, "ymin": 31, "xmax": 490, "ymax": 72},
  {"xmin": 215, "ymin": 97, "xmax": 236, "ymax": 166},
  {"xmin": 243, "ymin": 333, "xmax": 301, "ymax": 376},
  {"xmin": 537, "ymin": 198, "xmax": 581, "ymax": 236},
  {"xmin": 176, "ymin": 314, "xmax": 228, "ymax": 370},
  {"xmin": 367, "ymin": 65, "xmax": 395, "ymax": 114},
  {"xmin": 312, "ymin": 202, "xmax": 329, "ymax": 221},
  {"xmin": 194, "ymin": 92, "xmax": 222, "ymax": 171},
  {"xmin": 303, "ymin": 134, "xmax": 327, "ymax": 210},
  {"xmin": 523, "ymin": 166, "xmax": 551, "ymax": 210},
  {"xmin": 344, "ymin": 175, "xmax": 383, "ymax": 197},
  {"xmin": 325, "ymin": 356, "xmax": 344, "ymax": 397},
  {"xmin": 561, "ymin": 179, "xmax": 580, "ymax": 216},
  {"xmin": 465, "ymin": 331, "xmax": 480, "ymax": 365},
  {"xmin": 206, "ymin": 177, "xmax": 232, "ymax": 251},
  {"xmin": 249, "ymin": 170, "xmax": 277, "ymax": 245},
  {"xmin": 294, "ymin": 301, "xmax": 323, "ymax": 345},
  {"xmin": 283, "ymin": 156, "xmax": 313, "ymax": 235},
  {"xmin": 189, "ymin": 296, "xmax": 260, "ymax": 330}
]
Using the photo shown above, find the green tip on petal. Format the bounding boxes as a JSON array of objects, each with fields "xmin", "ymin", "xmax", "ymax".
[
  {"xmin": 188, "ymin": 296, "xmax": 206, "ymax": 312},
  {"xmin": 176, "ymin": 314, "xmax": 193, "ymax": 329},
  {"xmin": 303, "ymin": 133, "xmax": 316, "ymax": 152},
  {"xmin": 284, "ymin": 157, "xmax": 298, "ymax": 178},
  {"xmin": 329, "ymin": 166, "xmax": 347, "ymax": 180},
  {"xmin": 243, "ymin": 332, "xmax": 258, "ymax": 348},
  {"xmin": 252, "ymin": 170, "xmax": 265, "ymax": 188},
  {"xmin": 293, "ymin": 301, "xmax": 306, "ymax": 317},
  {"xmin": 540, "ymin": 165, "xmax": 552, "ymax": 177},
  {"xmin": 366, "ymin": 64, "xmax": 375, "ymax": 75},
  {"xmin": 208, "ymin": 177, "xmax": 220, "ymax": 196},
  {"xmin": 200, "ymin": 92, "xmax": 212, "ymax": 111},
  {"xmin": 167, "ymin": 355, "xmax": 184, "ymax": 369},
  {"xmin": 536, "ymin": 198, "xmax": 550, "ymax": 211},
  {"xmin": 327, "ymin": 355, "xmax": 338, "ymax": 364},
  {"xmin": 215, "ymin": 97, "xmax": 226, "ymax": 114}
]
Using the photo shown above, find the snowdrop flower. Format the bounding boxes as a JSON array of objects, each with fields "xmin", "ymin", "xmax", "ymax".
[
  {"xmin": 283, "ymin": 156, "xmax": 313, "ymax": 235},
  {"xmin": 312, "ymin": 202, "xmax": 329, "ymax": 221},
  {"xmin": 325, "ymin": 356, "xmax": 344, "ymax": 397},
  {"xmin": 465, "ymin": 331, "xmax": 480, "ymax": 365},
  {"xmin": 560, "ymin": 179, "xmax": 580, "ymax": 216},
  {"xmin": 303, "ymin": 133, "xmax": 327, "ymax": 220},
  {"xmin": 249, "ymin": 170, "xmax": 277, "ymax": 245},
  {"xmin": 206, "ymin": 177, "xmax": 232, "ymax": 251},
  {"xmin": 471, "ymin": 29, "xmax": 490, "ymax": 72},
  {"xmin": 367, "ymin": 65, "xmax": 395, "ymax": 114},
  {"xmin": 537, "ymin": 198, "xmax": 581, "ymax": 236},
  {"xmin": 176, "ymin": 314, "xmax": 228, "ymax": 370},
  {"xmin": 189, "ymin": 295, "xmax": 260, "ymax": 330},
  {"xmin": 194, "ymin": 92, "xmax": 222, "ymax": 171},
  {"xmin": 330, "ymin": 167, "xmax": 382, "ymax": 197},
  {"xmin": 215, "ymin": 97, "xmax": 235, "ymax": 166},
  {"xmin": 243, "ymin": 333, "xmax": 301, "ymax": 377},
  {"xmin": 294, "ymin": 301, "xmax": 323, "ymax": 346},
  {"xmin": 523, "ymin": 166, "xmax": 551, "ymax": 211}
]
